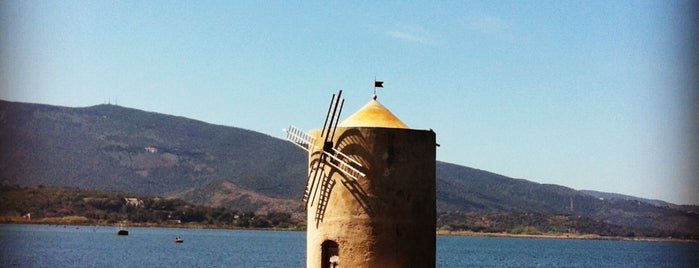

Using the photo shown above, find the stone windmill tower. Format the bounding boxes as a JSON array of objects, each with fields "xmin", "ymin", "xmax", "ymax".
[{"xmin": 285, "ymin": 90, "xmax": 436, "ymax": 268}]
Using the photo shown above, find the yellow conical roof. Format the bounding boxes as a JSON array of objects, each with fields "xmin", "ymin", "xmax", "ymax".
[{"xmin": 338, "ymin": 96, "xmax": 408, "ymax": 129}]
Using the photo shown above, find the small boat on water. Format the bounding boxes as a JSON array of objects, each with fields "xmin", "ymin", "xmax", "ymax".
[
  {"xmin": 117, "ymin": 223, "xmax": 129, "ymax": 236},
  {"xmin": 175, "ymin": 236, "xmax": 184, "ymax": 243}
]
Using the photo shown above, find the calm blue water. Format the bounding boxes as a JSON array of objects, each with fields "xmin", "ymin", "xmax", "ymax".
[
  {"xmin": 1, "ymin": 224, "xmax": 697, "ymax": 267},
  {"xmin": 436, "ymin": 235, "xmax": 699, "ymax": 267}
]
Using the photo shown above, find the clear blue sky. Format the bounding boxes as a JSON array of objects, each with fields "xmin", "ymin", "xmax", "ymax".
[{"xmin": 1, "ymin": 1, "xmax": 697, "ymax": 204}]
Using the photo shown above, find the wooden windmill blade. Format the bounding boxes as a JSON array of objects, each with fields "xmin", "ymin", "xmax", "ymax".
[
  {"xmin": 283, "ymin": 89, "xmax": 366, "ymax": 211},
  {"xmin": 308, "ymin": 90, "xmax": 343, "ymax": 208},
  {"xmin": 319, "ymin": 91, "xmax": 365, "ymax": 181},
  {"xmin": 320, "ymin": 92, "xmax": 338, "ymax": 139},
  {"xmin": 311, "ymin": 89, "xmax": 366, "ymax": 207},
  {"xmin": 298, "ymin": 91, "xmax": 340, "ymax": 207},
  {"xmin": 284, "ymin": 124, "xmax": 324, "ymax": 205},
  {"xmin": 284, "ymin": 125, "xmax": 316, "ymax": 152},
  {"xmin": 322, "ymin": 150, "xmax": 365, "ymax": 180},
  {"xmin": 326, "ymin": 98, "xmax": 344, "ymax": 141}
]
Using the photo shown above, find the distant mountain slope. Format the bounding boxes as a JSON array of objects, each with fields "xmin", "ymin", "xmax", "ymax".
[
  {"xmin": 436, "ymin": 162, "xmax": 582, "ymax": 213},
  {"xmin": 436, "ymin": 162, "xmax": 699, "ymax": 236},
  {"xmin": 0, "ymin": 100, "xmax": 306, "ymax": 198},
  {"xmin": 580, "ymin": 190, "xmax": 674, "ymax": 207},
  {"xmin": 1, "ymin": 100, "xmax": 697, "ymax": 238}
]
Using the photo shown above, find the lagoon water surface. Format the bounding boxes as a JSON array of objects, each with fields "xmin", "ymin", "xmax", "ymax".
[{"xmin": 1, "ymin": 224, "xmax": 697, "ymax": 267}]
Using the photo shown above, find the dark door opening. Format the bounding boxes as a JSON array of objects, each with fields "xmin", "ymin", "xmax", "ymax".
[{"xmin": 321, "ymin": 240, "xmax": 339, "ymax": 268}]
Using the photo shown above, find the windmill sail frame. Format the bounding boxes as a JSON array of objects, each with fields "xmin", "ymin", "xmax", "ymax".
[
  {"xmin": 285, "ymin": 125, "xmax": 315, "ymax": 152},
  {"xmin": 283, "ymin": 90, "xmax": 366, "ymax": 210}
]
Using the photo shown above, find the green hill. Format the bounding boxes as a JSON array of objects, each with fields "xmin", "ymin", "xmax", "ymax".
[{"xmin": 0, "ymin": 184, "xmax": 300, "ymax": 229}]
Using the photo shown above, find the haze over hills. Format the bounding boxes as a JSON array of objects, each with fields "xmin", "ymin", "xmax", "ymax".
[{"xmin": 1, "ymin": 100, "xmax": 697, "ymax": 238}]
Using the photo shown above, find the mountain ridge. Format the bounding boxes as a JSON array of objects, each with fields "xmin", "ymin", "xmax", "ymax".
[{"xmin": 1, "ymin": 99, "xmax": 697, "ymax": 238}]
